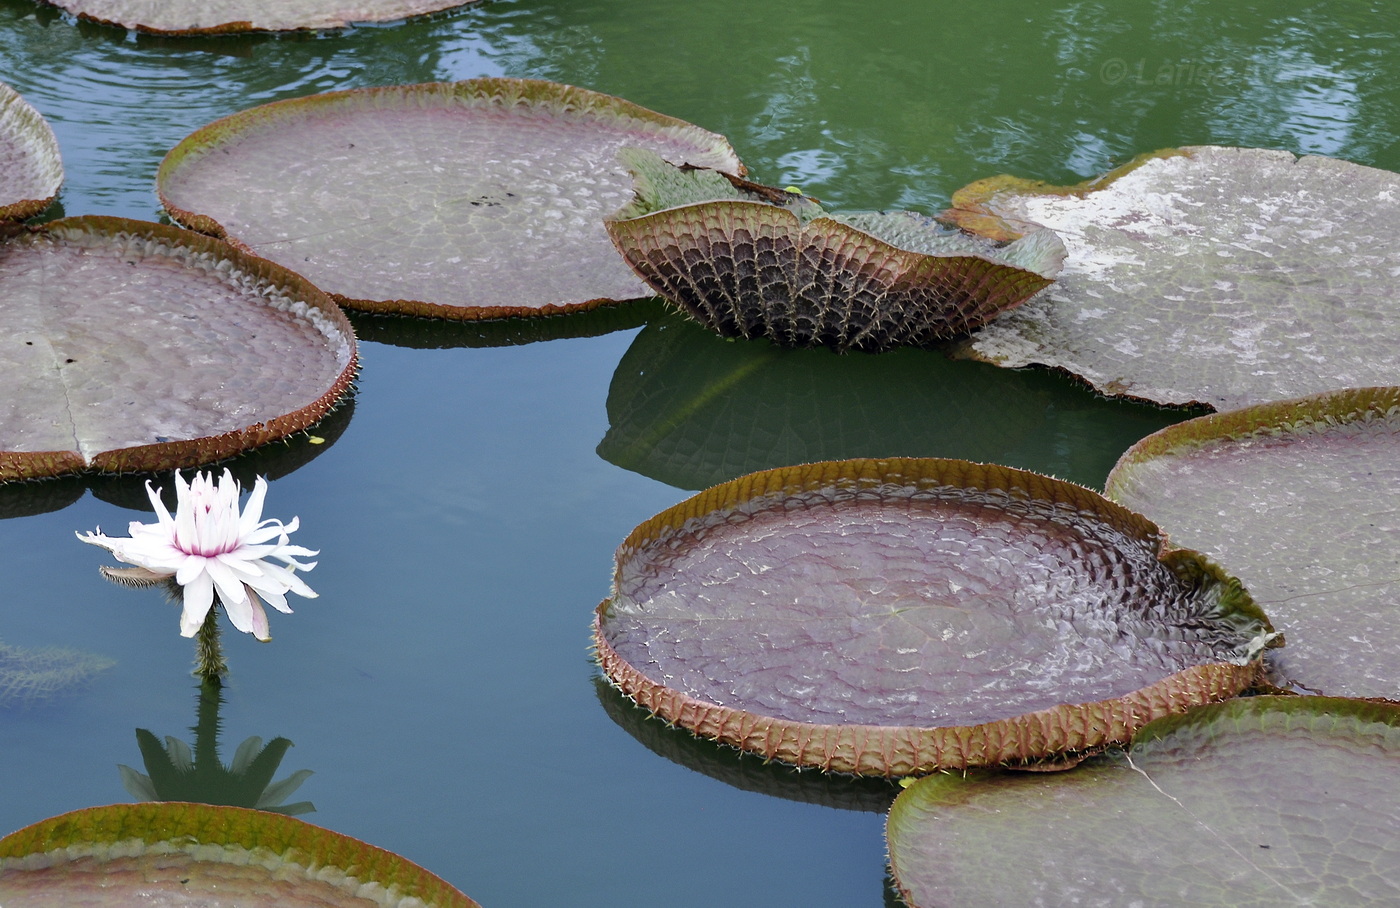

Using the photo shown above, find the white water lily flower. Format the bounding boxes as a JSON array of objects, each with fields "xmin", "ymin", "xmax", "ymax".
[{"xmin": 78, "ymin": 470, "xmax": 317, "ymax": 641}]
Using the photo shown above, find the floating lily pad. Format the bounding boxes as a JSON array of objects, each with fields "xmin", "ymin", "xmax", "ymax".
[
  {"xmin": 605, "ymin": 149, "xmax": 1065, "ymax": 352},
  {"xmin": 0, "ymin": 216, "xmax": 357, "ymax": 481},
  {"xmin": 0, "ymin": 802, "xmax": 480, "ymax": 906},
  {"xmin": 0, "ymin": 82, "xmax": 62, "ymax": 222},
  {"xmin": 945, "ymin": 146, "xmax": 1400, "ymax": 409},
  {"xmin": 0, "ymin": 639, "xmax": 113, "ymax": 708},
  {"xmin": 887, "ymin": 696, "xmax": 1400, "ymax": 907},
  {"xmin": 1105, "ymin": 386, "xmax": 1400, "ymax": 699},
  {"xmin": 158, "ymin": 80, "xmax": 742, "ymax": 319},
  {"xmin": 595, "ymin": 458, "xmax": 1274, "ymax": 776},
  {"xmin": 39, "ymin": 0, "xmax": 480, "ymax": 33}
]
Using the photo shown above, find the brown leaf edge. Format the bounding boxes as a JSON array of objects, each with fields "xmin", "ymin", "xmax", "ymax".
[
  {"xmin": 0, "ymin": 802, "xmax": 480, "ymax": 907},
  {"xmin": 605, "ymin": 201, "xmax": 1055, "ymax": 352},
  {"xmin": 939, "ymin": 147, "xmax": 1194, "ymax": 241},
  {"xmin": 0, "ymin": 216, "xmax": 358, "ymax": 482},
  {"xmin": 594, "ymin": 457, "xmax": 1274, "ymax": 776},
  {"xmin": 1106, "ymin": 385, "xmax": 1400, "ymax": 506},
  {"xmin": 44, "ymin": 0, "xmax": 476, "ymax": 35},
  {"xmin": 157, "ymin": 78, "xmax": 743, "ymax": 321},
  {"xmin": 0, "ymin": 83, "xmax": 63, "ymax": 222}
]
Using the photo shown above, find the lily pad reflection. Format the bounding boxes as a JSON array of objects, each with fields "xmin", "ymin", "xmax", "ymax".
[{"xmin": 599, "ymin": 310, "xmax": 1190, "ymax": 491}]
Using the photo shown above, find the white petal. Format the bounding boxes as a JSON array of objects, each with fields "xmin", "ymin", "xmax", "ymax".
[
  {"xmin": 239, "ymin": 476, "xmax": 270, "ymax": 538},
  {"xmin": 180, "ymin": 573, "xmax": 215, "ymax": 637},
  {"xmin": 204, "ymin": 557, "xmax": 251, "ymax": 608}
]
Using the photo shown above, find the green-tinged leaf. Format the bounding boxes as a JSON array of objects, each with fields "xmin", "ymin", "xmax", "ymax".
[
  {"xmin": 1105, "ymin": 386, "xmax": 1400, "ymax": 698},
  {"xmin": 0, "ymin": 216, "xmax": 357, "ymax": 482},
  {"xmin": 158, "ymin": 79, "xmax": 741, "ymax": 319},
  {"xmin": 887, "ymin": 696, "xmax": 1400, "ymax": 907},
  {"xmin": 607, "ymin": 151, "xmax": 1065, "ymax": 352},
  {"xmin": 0, "ymin": 802, "xmax": 480, "ymax": 906},
  {"xmin": 39, "ymin": 0, "xmax": 482, "ymax": 33},
  {"xmin": 946, "ymin": 146, "xmax": 1400, "ymax": 410},
  {"xmin": 0, "ymin": 82, "xmax": 61, "ymax": 222},
  {"xmin": 595, "ymin": 458, "xmax": 1273, "ymax": 775}
]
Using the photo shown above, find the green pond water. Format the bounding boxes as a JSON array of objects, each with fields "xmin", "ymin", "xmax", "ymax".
[{"xmin": 1, "ymin": 1, "xmax": 1396, "ymax": 904}]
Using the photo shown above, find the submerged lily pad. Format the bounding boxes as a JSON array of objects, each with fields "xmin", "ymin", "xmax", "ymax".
[
  {"xmin": 0, "ymin": 216, "xmax": 357, "ymax": 481},
  {"xmin": 158, "ymin": 80, "xmax": 742, "ymax": 319},
  {"xmin": 1105, "ymin": 386, "xmax": 1400, "ymax": 699},
  {"xmin": 595, "ymin": 458, "xmax": 1273, "ymax": 776},
  {"xmin": 0, "ymin": 639, "xmax": 113, "ymax": 708},
  {"xmin": 945, "ymin": 146, "xmax": 1400, "ymax": 409},
  {"xmin": 0, "ymin": 802, "xmax": 480, "ymax": 906},
  {"xmin": 39, "ymin": 0, "xmax": 480, "ymax": 33},
  {"xmin": 0, "ymin": 82, "xmax": 62, "ymax": 222},
  {"xmin": 887, "ymin": 696, "xmax": 1400, "ymax": 907},
  {"xmin": 605, "ymin": 149, "xmax": 1065, "ymax": 352}
]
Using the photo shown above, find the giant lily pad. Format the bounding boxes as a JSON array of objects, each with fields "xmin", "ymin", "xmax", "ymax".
[
  {"xmin": 595, "ymin": 458, "xmax": 1274, "ymax": 776},
  {"xmin": 944, "ymin": 146, "xmax": 1400, "ymax": 410},
  {"xmin": 0, "ymin": 82, "xmax": 62, "ymax": 222},
  {"xmin": 0, "ymin": 802, "xmax": 480, "ymax": 906},
  {"xmin": 605, "ymin": 149, "xmax": 1065, "ymax": 352},
  {"xmin": 158, "ymin": 80, "xmax": 742, "ymax": 320},
  {"xmin": 887, "ymin": 696, "xmax": 1400, "ymax": 907},
  {"xmin": 1105, "ymin": 386, "xmax": 1400, "ymax": 699},
  {"xmin": 0, "ymin": 216, "xmax": 357, "ymax": 481},
  {"xmin": 39, "ymin": 0, "xmax": 480, "ymax": 33}
]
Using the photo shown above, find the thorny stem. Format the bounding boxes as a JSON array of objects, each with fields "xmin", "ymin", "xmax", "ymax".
[{"xmin": 194, "ymin": 603, "xmax": 227, "ymax": 684}]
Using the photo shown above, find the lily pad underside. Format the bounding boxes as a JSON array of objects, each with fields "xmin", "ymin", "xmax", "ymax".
[
  {"xmin": 0, "ymin": 802, "xmax": 480, "ymax": 906},
  {"xmin": 1105, "ymin": 386, "xmax": 1400, "ymax": 699},
  {"xmin": 887, "ymin": 696, "xmax": 1400, "ymax": 907},
  {"xmin": 607, "ymin": 149, "xmax": 1065, "ymax": 352},
  {"xmin": 944, "ymin": 146, "xmax": 1400, "ymax": 410},
  {"xmin": 0, "ymin": 82, "xmax": 62, "ymax": 222},
  {"xmin": 39, "ymin": 0, "xmax": 480, "ymax": 33},
  {"xmin": 0, "ymin": 216, "xmax": 357, "ymax": 481},
  {"xmin": 158, "ymin": 79, "xmax": 743, "ymax": 319},
  {"xmin": 595, "ymin": 458, "xmax": 1274, "ymax": 776}
]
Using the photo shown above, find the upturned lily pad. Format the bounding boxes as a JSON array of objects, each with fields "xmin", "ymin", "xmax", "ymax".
[
  {"xmin": 0, "ymin": 82, "xmax": 62, "ymax": 222},
  {"xmin": 1105, "ymin": 386, "xmax": 1400, "ymax": 699},
  {"xmin": 0, "ymin": 802, "xmax": 480, "ymax": 906},
  {"xmin": 887, "ymin": 696, "xmax": 1400, "ymax": 907},
  {"xmin": 0, "ymin": 216, "xmax": 357, "ymax": 481},
  {"xmin": 39, "ymin": 0, "xmax": 480, "ymax": 33},
  {"xmin": 595, "ymin": 458, "xmax": 1274, "ymax": 776},
  {"xmin": 605, "ymin": 149, "xmax": 1065, "ymax": 352},
  {"xmin": 944, "ymin": 146, "xmax": 1400, "ymax": 410},
  {"xmin": 158, "ymin": 80, "xmax": 742, "ymax": 319}
]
